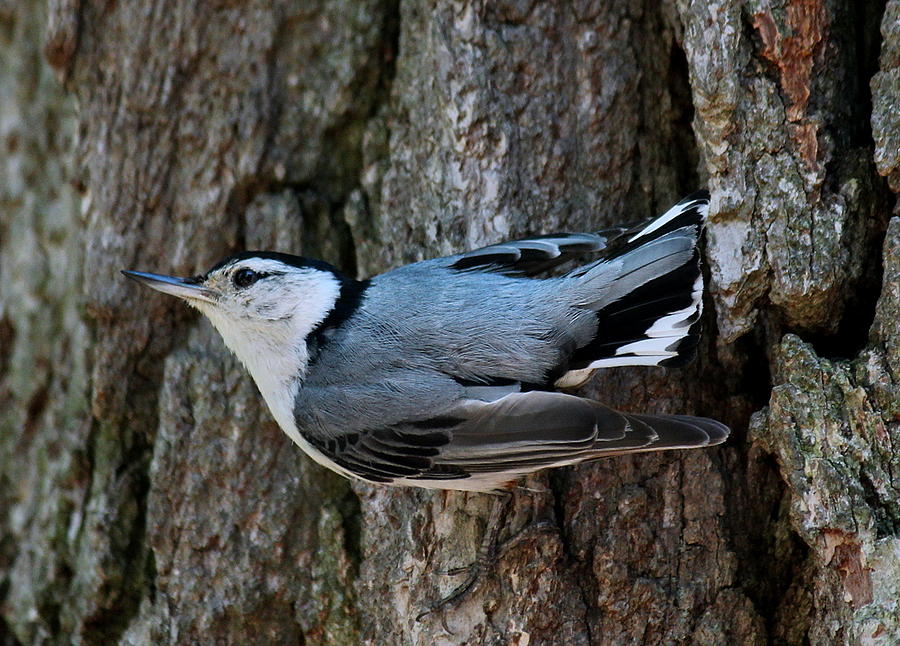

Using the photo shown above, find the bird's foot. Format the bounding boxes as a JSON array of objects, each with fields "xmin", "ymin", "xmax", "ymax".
[
  {"xmin": 416, "ymin": 553, "xmax": 494, "ymax": 626},
  {"xmin": 416, "ymin": 495, "xmax": 558, "ymax": 627}
]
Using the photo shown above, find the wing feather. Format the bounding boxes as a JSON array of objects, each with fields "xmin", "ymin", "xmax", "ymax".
[
  {"xmin": 448, "ymin": 231, "xmax": 623, "ymax": 276},
  {"xmin": 302, "ymin": 390, "xmax": 728, "ymax": 491}
]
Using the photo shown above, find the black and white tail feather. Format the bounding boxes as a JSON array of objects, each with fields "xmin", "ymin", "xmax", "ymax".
[
  {"xmin": 555, "ymin": 191, "xmax": 707, "ymax": 388},
  {"xmin": 446, "ymin": 190, "xmax": 708, "ymax": 389}
]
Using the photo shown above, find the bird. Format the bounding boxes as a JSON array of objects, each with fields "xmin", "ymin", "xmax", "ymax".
[{"xmin": 123, "ymin": 190, "xmax": 728, "ymax": 493}]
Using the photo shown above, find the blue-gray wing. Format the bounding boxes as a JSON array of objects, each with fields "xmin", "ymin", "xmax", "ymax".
[{"xmin": 302, "ymin": 389, "xmax": 729, "ymax": 491}]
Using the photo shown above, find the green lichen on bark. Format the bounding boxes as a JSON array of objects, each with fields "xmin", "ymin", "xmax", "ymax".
[
  {"xmin": 752, "ymin": 218, "xmax": 900, "ymax": 643},
  {"xmin": 871, "ymin": 0, "xmax": 900, "ymax": 193}
]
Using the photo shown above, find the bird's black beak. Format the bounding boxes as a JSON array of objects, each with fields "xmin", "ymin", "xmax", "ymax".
[{"xmin": 121, "ymin": 270, "xmax": 217, "ymax": 303}]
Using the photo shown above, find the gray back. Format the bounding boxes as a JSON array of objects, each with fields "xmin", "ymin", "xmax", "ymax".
[{"xmin": 295, "ymin": 258, "xmax": 595, "ymax": 433}]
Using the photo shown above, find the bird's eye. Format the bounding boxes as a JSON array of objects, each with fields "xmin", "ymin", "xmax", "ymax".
[{"xmin": 233, "ymin": 268, "xmax": 260, "ymax": 288}]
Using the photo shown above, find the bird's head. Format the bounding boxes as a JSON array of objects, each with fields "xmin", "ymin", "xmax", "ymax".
[{"xmin": 123, "ymin": 252, "xmax": 352, "ymax": 383}]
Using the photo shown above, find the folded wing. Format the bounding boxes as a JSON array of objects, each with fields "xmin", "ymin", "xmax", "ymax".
[{"xmin": 304, "ymin": 389, "xmax": 729, "ymax": 491}]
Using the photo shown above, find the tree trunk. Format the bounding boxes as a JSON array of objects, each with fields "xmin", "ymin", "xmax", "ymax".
[{"xmin": 1, "ymin": 0, "xmax": 897, "ymax": 644}]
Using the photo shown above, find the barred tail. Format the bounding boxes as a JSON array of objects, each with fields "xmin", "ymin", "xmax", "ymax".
[{"xmin": 555, "ymin": 191, "xmax": 708, "ymax": 389}]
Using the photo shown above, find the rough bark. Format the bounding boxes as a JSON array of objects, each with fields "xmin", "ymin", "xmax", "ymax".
[{"xmin": 0, "ymin": 0, "xmax": 897, "ymax": 645}]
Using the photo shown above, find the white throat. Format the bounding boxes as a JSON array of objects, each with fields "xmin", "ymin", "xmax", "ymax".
[
  {"xmin": 213, "ymin": 313, "xmax": 309, "ymax": 430},
  {"xmin": 195, "ymin": 270, "xmax": 342, "ymax": 440}
]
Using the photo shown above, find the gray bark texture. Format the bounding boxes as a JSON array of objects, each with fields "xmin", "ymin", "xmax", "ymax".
[{"xmin": 1, "ymin": 0, "xmax": 898, "ymax": 644}]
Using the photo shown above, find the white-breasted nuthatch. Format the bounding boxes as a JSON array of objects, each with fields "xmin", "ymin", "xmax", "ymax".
[{"xmin": 124, "ymin": 191, "xmax": 728, "ymax": 492}]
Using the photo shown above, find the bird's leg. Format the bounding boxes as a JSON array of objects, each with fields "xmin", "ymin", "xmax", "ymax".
[
  {"xmin": 444, "ymin": 491, "xmax": 510, "ymax": 577},
  {"xmin": 416, "ymin": 491, "xmax": 511, "ymax": 622},
  {"xmin": 417, "ymin": 482, "xmax": 559, "ymax": 624},
  {"xmin": 486, "ymin": 482, "xmax": 559, "ymax": 567},
  {"xmin": 454, "ymin": 484, "xmax": 558, "ymax": 571}
]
